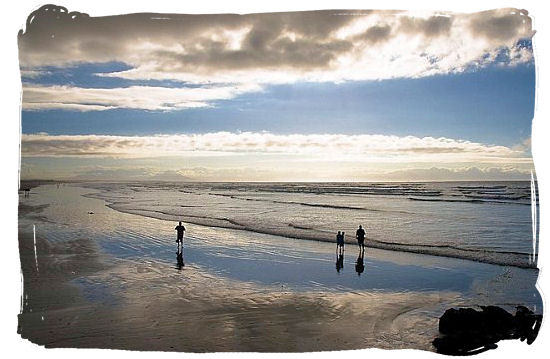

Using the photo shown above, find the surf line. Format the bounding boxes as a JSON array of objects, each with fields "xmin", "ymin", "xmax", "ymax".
[
  {"xmin": 33, "ymin": 224, "xmax": 39, "ymax": 273},
  {"xmin": 530, "ymin": 171, "xmax": 538, "ymax": 266}
]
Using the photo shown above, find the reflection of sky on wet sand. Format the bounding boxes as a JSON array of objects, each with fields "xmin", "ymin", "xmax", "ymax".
[
  {"xmin": 67, "ymin": 255, "xmax": 458, "ymax": 351},
  {"xmin": 20, "ymin": 184, "xmax": 541, "ymax": 315}
]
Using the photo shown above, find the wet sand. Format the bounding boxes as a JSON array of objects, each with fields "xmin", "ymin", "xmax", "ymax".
[
  {"xmin": 18, "ymin": 197, "xmax": 458, "ymax": 351},
  {"xmin": 18, "ymin": 206, "xmax": 112, "ymax": 346},
  {"xmin": 17, "ymin": 185, "xmax": 541, "ymax": 352},
  {"xmin": 18, "ymin": 228, "xmax": 452, "ymax": 351}
]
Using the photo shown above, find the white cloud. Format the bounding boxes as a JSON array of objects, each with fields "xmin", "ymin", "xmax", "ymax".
[
  {"xmin": 19, "ymin": 69, "xmax": 50, "ymax": 78},
  {"xmin": 22, "ymin": 83, "xmax": 262, "ymax": 111},
  {"xmin": 21, "ymin": 132, "xmax": 531, "ymax": 164}
]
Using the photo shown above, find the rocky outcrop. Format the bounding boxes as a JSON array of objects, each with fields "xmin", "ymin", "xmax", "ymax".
[{"xmin": 432, "ymin": 305, "xmax": 542, "ymax": 355}]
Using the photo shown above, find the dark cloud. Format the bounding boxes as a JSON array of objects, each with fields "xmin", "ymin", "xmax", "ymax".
[
  {"xmin": 399, "ymin": 16, "xmax": 453, "ymax": 38},
  {"xmin": 359, "ymin": 25, "xmax": 392, "ymax": 43},
  {"xmin": 276, "ymin": 11, "xmax": 361, "ymax": 39},
  {"xmin": 18, "ymin": 5, "xmax": 534, "ymax": 82},
  {"xmin": 18, "ymin": 5, "xmax": 357, "ymax": 71},
  {"xmin": 469, "ymin": 9, "xmax": 533, "ymax": 42},
  {"xmin": 151, "ymin": 32, "xmax": 352, "ymax": 72}
]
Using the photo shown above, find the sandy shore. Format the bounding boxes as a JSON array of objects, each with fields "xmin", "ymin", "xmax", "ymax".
[{"xmin": 18, "ymin": 196, "xmax": 458, "ymax": 352}]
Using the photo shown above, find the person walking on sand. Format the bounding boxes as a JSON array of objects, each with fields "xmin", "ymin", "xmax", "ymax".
[
  {"xmin": 175, "ymin": 221, "xmax": 186, "ymax": 253},
  {"xmin": 356, "ymin": 225, "xmax": 366, "ymax": 251},
  {"xmin": 336, "ymin": 231, "xmax": 344, "ymax": 254}
]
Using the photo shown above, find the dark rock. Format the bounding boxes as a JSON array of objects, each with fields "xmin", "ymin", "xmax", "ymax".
[{"xmin": 433, "ymin": 305, "xmax": 542, "ymax": 355}]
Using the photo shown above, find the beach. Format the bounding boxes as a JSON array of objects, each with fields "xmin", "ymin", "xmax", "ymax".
[
  {"xmin": 14, "ymin": 3, "xmax": 545, "ymax": 354},
  {"xmin": 17, "ymin": 183, "xmax": 542, "ymax": 352}
]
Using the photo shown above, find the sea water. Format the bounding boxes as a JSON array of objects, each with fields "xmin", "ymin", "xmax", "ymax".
[
  {"xmin": 19, "ymin": 184, "xmax": 542, "ymax": 310},
  {"xmin": 82, "ymin": 181, "xmax": 538, "ymax": 268}
]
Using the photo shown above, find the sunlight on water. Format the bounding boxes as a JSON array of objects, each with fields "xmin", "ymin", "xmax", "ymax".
[{"xmin": 19, "ymin": 184, "xmax": 541, "ymax": 312}]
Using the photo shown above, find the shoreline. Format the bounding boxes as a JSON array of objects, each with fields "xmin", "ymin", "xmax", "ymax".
[
  {"xmin": 89, "ymin": 194, "xmax": 536, "ymax": 269},
  {"xmin": 17, "ymin": 188, "xmax": 454, "ymax": 351}
]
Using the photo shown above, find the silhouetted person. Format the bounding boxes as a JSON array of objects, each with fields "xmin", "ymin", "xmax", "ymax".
[
  {"xmin": 336, "ymin": 231, "xmax": 344, "ymax": 255},
  {"xmin": 336, "ymin": 253, "xmax": 344, "ymax": 273},
  {"xmin": 356, "ymin": 225, "xmax": 366, "ymax": 251},
  {"xmin": 176, "ymin": 251, "xmax": 184, "ymax": 270},
  {"xmin": 175, "ymin": 221, "xmax": 186, "ymax": 254},
  {"xmin": 355, "ymin": 250, "xmax": 365, "ymax": 276}
]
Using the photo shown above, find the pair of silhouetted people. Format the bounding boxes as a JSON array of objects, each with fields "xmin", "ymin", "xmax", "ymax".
[{"xmin": 337, "ymin": 225, "xmax": 366, "ymax": 252}]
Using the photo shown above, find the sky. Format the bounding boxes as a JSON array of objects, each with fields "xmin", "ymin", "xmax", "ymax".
[{"xmin": 18, "ymin": 5, "xmax": 536, "ymax": 182}]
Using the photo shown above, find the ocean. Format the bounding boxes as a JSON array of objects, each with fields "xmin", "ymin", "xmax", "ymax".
[{"xmin": 83, "ymin": 180, "xmax": 538, "ymax": 268}]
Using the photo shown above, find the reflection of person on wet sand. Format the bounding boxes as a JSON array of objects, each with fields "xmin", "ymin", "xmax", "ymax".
[
  {"xmin": 336, "ymin": 253, "xmax": 344, "ymax": 273},
  {"xmin": 355, "ymin": 250, "xmax": 365, "ymax": 276},
  {"xmin": 175, "ymin": 221, "xmax": 186, "ymax": 254},
  {"xmin": 176, "ymin": 251, "xmax": 184, "ymax": 270}
]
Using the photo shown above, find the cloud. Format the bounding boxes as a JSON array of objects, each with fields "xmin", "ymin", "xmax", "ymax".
[
  {"xmin": 59, "ymin": 165, "xmax": 304, "ymax": 182},
  {"xmin": 383, "ymin": 166, "xmax": 531, "ymax": 181},
  {"xmin": 399, "ymin": 15, "xmax": 453, "ymax": 38},
  {"xmin": 22, "ymin": 83, "xmax": 262, "ymax": 111},
  {"xmin": 71, "ymin": 167, "xmax": 193, "ymax": 181},
  {"xmin": 469, "ymin": 10, "xmax": 530, "ymax": 41},
  {"xmin": 19, "ymin": 5, "xmax": 534, "ymax": 87},
  {"xmin": 21, "ymin": 132, "xmax": 531, "ymax": 165},
  {"xmin": 360, "ymin": 25, "xmax": 392, "ymax": 43},
  {"xmin": 19, "ymin": 69, "xmax": 50, "ymax": 78},
  {"xmin": 23, "ymin": 162, "xmax": 532, "ymax": 182}
]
